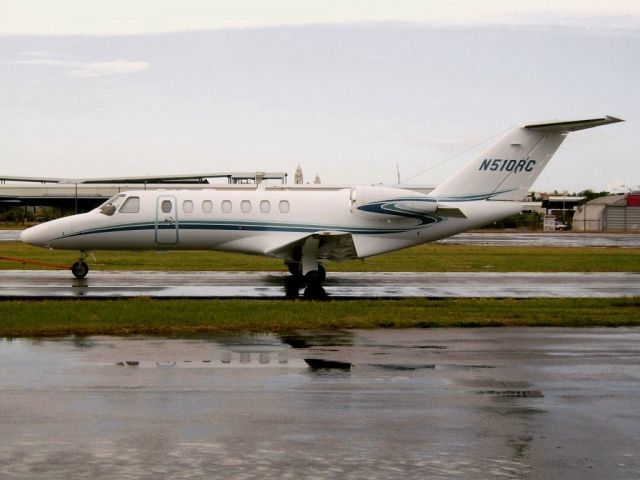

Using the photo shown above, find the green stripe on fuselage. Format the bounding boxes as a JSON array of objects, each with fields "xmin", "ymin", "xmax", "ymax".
[{"xmin": 54, "ymin": 219, "xmax": 423, "ymax": 241}]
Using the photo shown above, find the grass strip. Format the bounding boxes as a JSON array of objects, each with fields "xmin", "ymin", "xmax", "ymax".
[
  {"xmin": 0, "ymin": 298, "xmax": 638, "ymax": 337},
  {"xmin": 1, "ymin": 242, "xmax": 640, "ymax": 272}
]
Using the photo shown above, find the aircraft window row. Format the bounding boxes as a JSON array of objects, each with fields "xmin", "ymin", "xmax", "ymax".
[
  {"xmin": 101, "ymin": 197, "xmax": 292, "ymax": 216},
  {"xmin": 175, "ymin": 199, "xmax": 291, "ymax": 214}
]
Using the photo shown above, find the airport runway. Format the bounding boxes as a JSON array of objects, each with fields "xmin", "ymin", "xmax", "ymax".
[
  {"xmin": 2, "ymin": 231, "xmax": 639, "ymax": 298},
  {"xmin": 1, "ymin": 270, "xmax": 639, "ymax": 298},
  {"xmin": 439, "ymin": 231, "xmax": 640, "ymax": 248},
  {"xmin": 0, "ymin": 230, "xmax": 20, "ymax": 241},
  {"xmin": 3, "ymin": 230, "xmax": 640, "ymax": 247},
  {"xmin": 1, "ymin": 329, "xmax": 639, "ymax": 479}
]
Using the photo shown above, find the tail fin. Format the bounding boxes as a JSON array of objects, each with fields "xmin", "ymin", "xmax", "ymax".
[{"xmin": 429, "ymin": 116, "xmax": 623, "ymax": 201}]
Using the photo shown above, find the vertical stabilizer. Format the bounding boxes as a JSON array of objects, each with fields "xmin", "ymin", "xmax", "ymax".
[{"xmin": 429, "ymin": 116, "xmax": 623, "ymax": 201}]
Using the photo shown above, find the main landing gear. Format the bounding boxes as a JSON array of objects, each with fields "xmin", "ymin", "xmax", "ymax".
[
  {"xmin": 71, "ymin": 250, "xmax": 90, "ymax": 279},
  {"xmin": 285, "ymin": 262, "xmax": 328, "ymax": 300}
]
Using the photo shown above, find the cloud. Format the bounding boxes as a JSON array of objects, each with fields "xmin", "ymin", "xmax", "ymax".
[
  {"xmin": 16, "ymin": 57, "xmax": 151, "ymax": 78},
  {"xmin": 2, "ymin": 0, "xmax": 640, "ymax": 35},
  {"xmin": 67, "ymin": 59, "xmax": 151, "ymax": 78}
]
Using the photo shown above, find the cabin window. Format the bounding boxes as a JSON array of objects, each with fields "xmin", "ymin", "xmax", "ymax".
[
  {"xmin": 222, "ymin": 200, "xmax": 232, "ymax": 213},
  {"xmin": 241, "ymin": 200, "xmax": 251, "ymax": 213},
  {"xmin": 183, "ymin": 200, "xmax": 194, "ymax": 214},
  {"xmin": 260, "ymin": 200, "xmax": 271, "ymax": 213},
  {"xmin": 279, "ymin": 200, "xmax": 290, "ymax": 213},
  {"xmin": 202, "ymin": 200, "xmax": 213, "ymax": 214},
  {"xmin": 161, "ymin": 200, "xmax": 173, "ymax": 214},
  {"xmin": 119, "ymin": 196, "xmax": 140, "ymax": 214}
]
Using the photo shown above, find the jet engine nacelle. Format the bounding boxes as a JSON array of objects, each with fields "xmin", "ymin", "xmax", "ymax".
[{"xmin": 350, "ymin": 186, "xmax": 438, "ymax": 216}]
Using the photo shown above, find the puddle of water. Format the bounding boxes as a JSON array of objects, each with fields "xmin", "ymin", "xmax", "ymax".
[{"xmin": 1, "ymin": 330, "xmax": 639, "ymax": 479}]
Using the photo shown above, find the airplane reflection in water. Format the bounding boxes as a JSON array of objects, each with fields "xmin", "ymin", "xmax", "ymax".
[{"xmin": 21, "ymin": 116, "xmax": 623, "ymax": 298}]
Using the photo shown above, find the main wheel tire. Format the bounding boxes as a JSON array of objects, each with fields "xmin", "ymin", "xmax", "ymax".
[
  {"xmin": 303, "ymin": 284, "xmax": 328, "ymax": 300},
  {"xmin": 304, "ymin": 266, "xmax": 326, "ymax": 286},
  {"xmin": 304, "ymin": 270, "xmax": 321, "ymax": 286},
  {"xmin": 287, "ymin": 262, "xmax": 302, "ymax": 276},
  {"xmin": 284, "ymin": 276, "xmax": 302, "ymax": 298},
  {"xmin": 317, "ymin": 264, "xmax": 326, "ymax": 283},
  {"xmin": 71, "ymin": 260, "xmax": 89, "ymax": 279}
]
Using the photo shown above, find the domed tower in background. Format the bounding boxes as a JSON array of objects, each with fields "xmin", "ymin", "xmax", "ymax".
[{"xmin": 294, "ymin": 164, "xmax": 303, "ymax": 185}]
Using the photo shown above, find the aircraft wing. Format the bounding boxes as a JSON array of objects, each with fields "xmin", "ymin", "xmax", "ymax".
[{"xmin": 266, "ymin": 231, "xmax": 358, "ymax": 263}]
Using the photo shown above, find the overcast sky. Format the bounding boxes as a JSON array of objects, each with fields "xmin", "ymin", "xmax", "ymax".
[{"xmin": 1, "ymin": 1, "xmax": 638, "ymax": 192}]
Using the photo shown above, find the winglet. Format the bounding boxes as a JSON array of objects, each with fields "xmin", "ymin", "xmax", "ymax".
[{"xmin": 524, "ymin": 116, "xmax": 624, "ymax": 132}]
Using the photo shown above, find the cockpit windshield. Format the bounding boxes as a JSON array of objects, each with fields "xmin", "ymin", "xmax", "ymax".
[{"xmin": 98, "ymin": 194, "xmax": 126, "ymax": 216}]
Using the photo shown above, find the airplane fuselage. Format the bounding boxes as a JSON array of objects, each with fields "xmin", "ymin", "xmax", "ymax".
[{"xmin": 21, "ymin": 185, "xmax": 521, "ymax": 260}]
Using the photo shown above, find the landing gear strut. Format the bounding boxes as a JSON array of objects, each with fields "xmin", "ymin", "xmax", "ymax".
[
  {"xmin": 284, "ymin": 237, "xmax": 329, "ymax": 299},
  {"xmin": 71, "ymin": 250, "xmax": 90, "ymax": 279}
]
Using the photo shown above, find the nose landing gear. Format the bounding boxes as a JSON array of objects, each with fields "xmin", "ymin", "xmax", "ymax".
[{"xmin": 71, "ymin": 250, "xmax": 90, "ymax": 279}]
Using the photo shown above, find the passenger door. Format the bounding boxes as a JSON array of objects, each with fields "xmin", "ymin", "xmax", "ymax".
[{"xmin": 155, "ymin": 196, "xmax": 179, "ymax": 245}]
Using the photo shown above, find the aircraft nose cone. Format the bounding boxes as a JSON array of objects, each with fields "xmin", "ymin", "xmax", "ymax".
[{"xmin": 21, "ymin": 224, "xmax": 50, "ymax": 247}]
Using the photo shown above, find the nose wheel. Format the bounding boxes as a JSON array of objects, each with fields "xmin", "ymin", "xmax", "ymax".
[
  {"xmin": 71, "ymin": 251, "xmax": 90, "ymax": 279},
  {"xmin": 71, "ymin": 261, "xmax": 89, "ymax": 279}
]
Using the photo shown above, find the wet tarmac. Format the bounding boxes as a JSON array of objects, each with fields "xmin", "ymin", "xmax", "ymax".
[
  {"xmin": 2, "ymin": 230, "xmax": 640, "ymax": 247},
  {"xmin": 0, "ymin": 269, "xmax": 638, "ymax": 299},
  {"xmin": 439, "ymin": 232, "xmax": 640, "ymax": 248},
  {"xmin": 0, "ymin": 230, "xmax": 20, "ymax": 242},
  {"xmin": 0, "ymin": 329, "xmax": 639, "ymax": 479}
]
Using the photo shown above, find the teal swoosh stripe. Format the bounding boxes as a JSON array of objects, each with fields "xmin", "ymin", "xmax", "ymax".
[
  {"xmin": 359, "ymin": 189, "xmax": 517, "ymax": 206},
  {"xmin": 55, "ymin": 220, "xmax": 416, "ymax": 241},
  {"xmin": 179, "ymin": 222, "xmax": 407, "ymax": 234}
]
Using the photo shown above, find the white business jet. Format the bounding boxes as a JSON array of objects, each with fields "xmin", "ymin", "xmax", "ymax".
[{"xmin": 21, "ymin": 116, "xmax": 622, "ymax": 294}]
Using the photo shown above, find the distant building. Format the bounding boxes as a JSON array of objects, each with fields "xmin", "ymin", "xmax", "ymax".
[
  {"xmin": 573, "ymin": 194, "xmax": 640, "ymax": 231},
  {"xmin": 0, "ymin": 172, "xmax": 287, "ymax": 218},
  {"xmin": 294, "ymin": 165, "xmax": 303, "ymax": 185},
  {"xmin": 540, "ymin": 195, "xmax": 585, "ymax": 217}
]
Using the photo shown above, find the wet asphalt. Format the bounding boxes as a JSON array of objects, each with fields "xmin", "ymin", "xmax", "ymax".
[
  {"xmin": 0, "ymin": 329, "xmax": 639, "ymax": 479},
  {"xmin": 1, "ymin": 270, "xmax": 639, "ymax": 299},
  {"xmin": 2, "ymin": 231, "xmax": 639, "ymax": 478},
  {"xmin": 439, "ymin": 232, "xmax": 640, "ymax": 248},
  {"xmin": 2, "ymin": 230, "xmax": 640, "ymax": 247},
  {"xmin": 2, "ymin": 231, "xmax": 639, "ymax": 299}
]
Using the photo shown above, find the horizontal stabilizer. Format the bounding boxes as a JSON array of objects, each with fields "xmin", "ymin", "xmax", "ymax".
[
  {"xmin": 429, "ymin": 115, "xmax": 623, "ymax": 201},
  {"xmin": 524, "ymin": 116, "xmax": 623, "ymax": 132}
]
